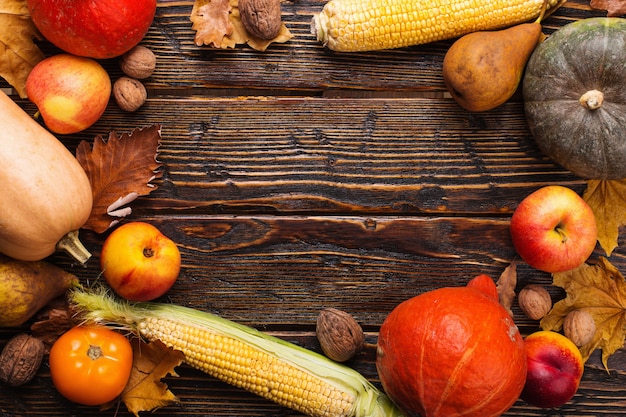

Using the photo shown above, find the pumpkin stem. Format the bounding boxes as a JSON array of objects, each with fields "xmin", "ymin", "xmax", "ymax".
[
  {"xmin": 579, "ymin": 89, "xmax": 604, "ymax": 110},
  {"xmin": 56, "ymin": 230, "xmax": 92, "ymax": 265}
]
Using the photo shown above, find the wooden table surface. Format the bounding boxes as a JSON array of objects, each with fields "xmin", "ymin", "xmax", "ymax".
[{"xmin": 2, "ymin": 0, "xmax": 626, "ymax": 416}]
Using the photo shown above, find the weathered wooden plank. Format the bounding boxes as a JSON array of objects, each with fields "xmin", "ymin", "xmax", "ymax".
[{"xmin": 11, "ymin": 96, "xmax": 585, "ymax": 217}]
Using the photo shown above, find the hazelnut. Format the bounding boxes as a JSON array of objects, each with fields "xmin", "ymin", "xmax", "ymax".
[
  {"xmin": 0, "ymin": 334, "xmax": 45, "ymax": 386},
  {"xmin": 120, "ymin": 45, "xmax": 156, "ymax": 79},
  {"xmin": 518, "ymin": 284, "xmax": 552, "ymax": 320},
  {"xmin": 563, "ymin": 309, "xmax": 596, "ymax": 347},
  {"xmin": 316, "ymin": 308, "xmax": 364, "ymax": 362},
  {"xmin": 239, "ymin": 0, "xmax": 282, "ymax": 40},
  {"xmin": 113, "ymin": 76, "xmax": 147, "ymax": 112}
]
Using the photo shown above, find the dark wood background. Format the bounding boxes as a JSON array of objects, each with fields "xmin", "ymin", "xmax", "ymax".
[{"xmin": 2, "ymin": 0, "xmax": 625, "ymax": 416}]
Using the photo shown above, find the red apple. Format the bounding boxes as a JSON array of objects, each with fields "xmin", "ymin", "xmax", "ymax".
[
  {"xmin": 510, "ymin": 185, "xmax": 597, "ymax": 273},
  {"xmin": 521, "ymin": 330, "xmax": 584, "ymax": 408},
  {"xmin": 27, "ymin": 0, "xmax": 156, "ymax": 59},
  {"xmin": 101, "ymin": 222, "xmax": 181, "ymax": 302},
  {"xmin": 26, "ymin": 54, "xmax": 111, "ymax": 134}
]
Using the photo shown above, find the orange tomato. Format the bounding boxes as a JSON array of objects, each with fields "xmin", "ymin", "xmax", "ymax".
[{"xmin": 49, "ymin": 326, "xmax": 133, "ymax": 406}]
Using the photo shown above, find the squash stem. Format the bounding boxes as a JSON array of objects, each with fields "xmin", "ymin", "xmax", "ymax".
[
  {"xmin": 579, "ymin": 89, "xmax": 604, "ymax": 110},
  {"xmin": 56, "ymin": 230, "xmax": 91, "ymax": 265}
]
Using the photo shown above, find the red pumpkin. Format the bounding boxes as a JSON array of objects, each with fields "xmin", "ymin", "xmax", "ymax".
[
  {"xmin": 27, "ymin": 0, "xmax": 156, "ymax": 59},
  {"xmin": 376, "ymin": 275, "xmax": 526, "ymax": 417}
]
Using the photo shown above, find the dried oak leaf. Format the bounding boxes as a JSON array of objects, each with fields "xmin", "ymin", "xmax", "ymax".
[
  {"xmin": 121, "ymin": 339, "xmax": 184, "ymax": 417},
  {"xmin": 191, "ymin": 0, "xmax": 234, "ymax": 47},
  {"xmin": 76, "ymin": 124, "xmax": 162, "ymax": 233},
  {"xmin": 0, "ymin": 0, "xmax": 45, "ymax": 97},
  {"xmin": 582, "ymin": 179, "xmax": 626, "ymax": 257},
  {"xmin": 190, "ymin": 0, "xmax": 292, "ymax": 50},
  {"xmin": 540, "ymin": 257, "xmax": 626, "ymax": 370},
  {"xmin": 590, "ymin": 0, "xmax": 626, "ymax": 16},
  {"xmin": 496, "ymin": 261, "xmax": 517, "ymax": 317}
]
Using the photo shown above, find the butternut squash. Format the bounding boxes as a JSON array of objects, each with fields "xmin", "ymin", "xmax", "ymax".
[{"xmin": 0, "ymin": 90, "xmax": 92, "ymax": 263}]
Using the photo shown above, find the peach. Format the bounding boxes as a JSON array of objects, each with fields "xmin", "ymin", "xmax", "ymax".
[
  {"xmin": 101, "ymin": 222, "xmax": 181, "ymax": 302},
  {"xmin": 521, "ymin": 330, "xmax": 584, "ymax": 408}
]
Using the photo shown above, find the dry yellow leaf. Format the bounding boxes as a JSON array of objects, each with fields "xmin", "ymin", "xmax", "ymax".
[
  {"xmin": 0, "ymin": 0, "xmax": 45, "ymax": 97},
  {"xmin": 541, "ymin": 257, "xmax": 626, "ymax": 370},
  {"xmin": 583, "ymin": 179, "xmax": 626, "ymax": 257},
  {"xmin": 122, "ymin": 339, "xmax": 185, "ymax": 417}
]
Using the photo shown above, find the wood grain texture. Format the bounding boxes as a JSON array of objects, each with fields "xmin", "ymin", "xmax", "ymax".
[{"xmin": 1, "ymin": 0, "xmax": 625, "ymax": 416}]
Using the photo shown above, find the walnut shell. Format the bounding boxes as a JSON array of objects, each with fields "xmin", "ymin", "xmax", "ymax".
[
  {"xmin": 239, "ymin": 0, "xmax": 282, "ymax": 40},
  {"xmin": 120, "ymin": 46, "xmax": 156, "ymax": 79},
  {"xmin": 316, "ymin": 308, "xmax": 364, "ymax": 362},
  {"xmin": 563, "ymin": 309, "xmax": 596, "ymax": 347},
  {"xmin": 518, "ymin": 284, "xmax": 552, "ymax": 320},
  {"xmin": 113, "ymin": 76, "xmax": 147, "ymax": 112},
  {"xmin": 0, "ymin": 334, "xmax": 45, "ymax": 386}
]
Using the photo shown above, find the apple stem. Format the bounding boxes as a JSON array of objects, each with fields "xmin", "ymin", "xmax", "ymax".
[
  {"xmin": 56, "ymin": 230, "xmax": 92, "ymax": 265},
  {"xmin": 555, "ymin": 226, "xmax": 568, "ymax": 243}
]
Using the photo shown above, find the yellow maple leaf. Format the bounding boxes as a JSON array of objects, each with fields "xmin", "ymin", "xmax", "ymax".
[
  {"xmin": 121, "ymin": 339, "xmax": 185, "ymax": 417},
  {"xmin": 0, "ymin": 0, "xmax": 45, "ymax": 97},
  {"xmin": 583, "ymin": 179, "xmax": 626, "ymax": 257},
  {"xmin": 541, "ymin": 257, "xmax": 626, "ymax": 370}
]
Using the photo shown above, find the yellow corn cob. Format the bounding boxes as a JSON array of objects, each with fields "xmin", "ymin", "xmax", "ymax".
[
  {"xmin": 312, "ymin": 0, "xmax": 562, "ymax": 52},
  {"xmin": 70, "ymin": 288, "xmax": 406, "ymax": 417}
]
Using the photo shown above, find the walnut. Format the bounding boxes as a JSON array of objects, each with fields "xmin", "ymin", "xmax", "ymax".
[
  {"xmin": 518, "ymin": 284, "xmax": 552, "ymax": 320},
  {"xmin": 563, "ymin": 309, "xmax": 596, "ymax": 347},
  {"xmin": 113, "ymin": 76, "xmax": 147, "ymax": 112},
  {"xmin": 316, "ymin": 308, "xmax": 364, "ymax": 362},
  {"xmin": 239, "ymin": 0, "xmax": 282, "ymax": 40},
  {"xmin": 0, "ymin": 334, "xmax": 45, "ymax": 386},
  {"xmin": 120, "ymin": 46, "xmax": 156, "ymax": 79}
]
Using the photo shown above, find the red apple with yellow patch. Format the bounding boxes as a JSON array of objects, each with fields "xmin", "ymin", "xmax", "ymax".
[
  {"xmin": 510, "ymin": 185, "xmax": 597, "ymax": 273},
  {"xmin": 27, "ymin": 0, "xmax": 156, "ymax": 59},
  {"xmin": 26, "ymin": 54, "xmax": 111, "ymax": 135},
  {"xmin": 521, "ymin": 330, "xmax": 584, "ymax": 408},
  {"xmin": 101, "ymin": 222, "xmax": 181, "ymax": 302}
]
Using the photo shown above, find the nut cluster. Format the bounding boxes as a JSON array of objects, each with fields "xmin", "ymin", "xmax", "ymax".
[
  {"xmin": 113, "ymin": 46, "xmax": 157, "ymax": 112},
  {"xmin": 316, "ymin": 308, "xmax": 364, "ymax": 362}
]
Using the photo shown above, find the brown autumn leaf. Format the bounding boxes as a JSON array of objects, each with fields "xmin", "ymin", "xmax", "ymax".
[
  {"xmin": 76, "ymin": 124, "xmax": 162, "ymax": 233},
  {"xmin": 540, "ymin": 257, "xmax": 626, "ymax": 370},
  {"xmin": 190, "ymin": 0, "xmax": 292, "ymax": 50},
  {"xmin": 121, "ymin": 339, "xmax": 184, "ymax": 417},
  {"xmin": 191, "ymin": 0, "xmax": 234, "ymax": 47},
  {"xmin": 590, "ymin": 0, "xmax": 626, "ymax": 16},
  {"xmin": 496, "ymin": 261, "xmax": 517, "ymax": 316},
  {"xmin": 0, "ymin": 0, "xmax": 45, "ymax": 97},
  {"xmin": 582, "ymin": 179, "xmax": 626, "ymax": 257}
]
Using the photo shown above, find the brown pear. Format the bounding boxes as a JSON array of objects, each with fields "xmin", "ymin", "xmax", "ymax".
[
  {"xmin": 443, "ymin": 22, "xmax": 543, "ymax": 112},
  {"xmin": 0, "ymin": 254, "xmax": 79, "ymax": 327}
]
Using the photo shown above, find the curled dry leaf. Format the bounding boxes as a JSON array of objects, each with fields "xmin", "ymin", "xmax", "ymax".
[
  {"xmin": 0, "ymin": 0, "xmax": 45, "ymax": 97},
  {"xmin": 75, "ymin": 124, "xmax": 162, "ymax": 233},
  {"xmin": 541, "ymin": 257, "xmax": 626, "ymax": 369},
  {"xmin": 496, "ymin": 261, "xmax": 517, "ymax": 316},
  {"xmin": 121, "ymin": 339, "xmax": 184, "ymax": 417}
]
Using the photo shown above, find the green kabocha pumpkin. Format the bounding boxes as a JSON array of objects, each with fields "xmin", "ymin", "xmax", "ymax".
[{"xmin": 523, "ymin": 17, "xmax": 626, "ymax": 179}]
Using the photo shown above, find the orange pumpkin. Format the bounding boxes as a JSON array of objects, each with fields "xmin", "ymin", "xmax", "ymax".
[{"xmin": 376, "ymin": 275, "xmax": 526, "ymax": 417}]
